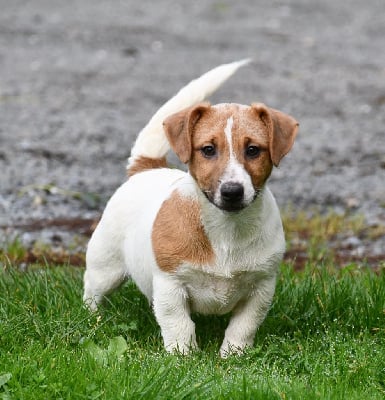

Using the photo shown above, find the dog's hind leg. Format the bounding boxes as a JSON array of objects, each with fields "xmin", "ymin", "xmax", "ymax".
[
  {"xmin": 83, "ymin": 239, "xmax": 127, "ymax": 311},
  {"xmin": 83, "ymin": 264, "xmax": 126, "ymax": 311},
  {"xmin": 83, "ymin": 265, "xmax": 126, "ymax": 311}
]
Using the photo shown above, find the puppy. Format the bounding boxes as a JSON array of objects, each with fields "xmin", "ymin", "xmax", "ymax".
[{"xmin": 83, "ymin": 60, "xmax": 298, "ymax": 357}]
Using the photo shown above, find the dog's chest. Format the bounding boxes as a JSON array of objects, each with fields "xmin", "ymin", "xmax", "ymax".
[
  {"xmin": 177, "ymin": 266, "xmax": 265, "ymax": 315},
  {"xmin": 175, "ymin": 227, "xmax": 280, "ymax": 315}
]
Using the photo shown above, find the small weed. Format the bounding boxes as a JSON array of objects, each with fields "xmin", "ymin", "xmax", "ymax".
[{"xmin": 0, "ymin": 237, "xmax": 26, "ymax": 265}]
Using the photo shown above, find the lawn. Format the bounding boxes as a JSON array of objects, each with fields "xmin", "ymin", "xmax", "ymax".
[{"xmin": 1, "ymin": 258, "xmax": 384, "ymax": 399}]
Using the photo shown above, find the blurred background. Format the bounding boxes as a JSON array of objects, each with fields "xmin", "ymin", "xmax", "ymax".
[{"xmin": 1, "ymin": 0, "xmax": 384, "ymax": 263}]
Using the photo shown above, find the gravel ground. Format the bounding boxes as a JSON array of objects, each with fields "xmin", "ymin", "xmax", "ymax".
[{"xmin": 1, "ymin": 1, "xmax": 384, "ymax": 258}]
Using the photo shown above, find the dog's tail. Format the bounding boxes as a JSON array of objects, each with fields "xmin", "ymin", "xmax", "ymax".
[{"xmin": 127, "ymin": 59, "xmax": 250, "ymax": 176}]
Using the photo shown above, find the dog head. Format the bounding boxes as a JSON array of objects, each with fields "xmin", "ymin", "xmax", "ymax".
[{"xmin": 163, "ymin": 102, "xmax": 298, "ymax": 212}]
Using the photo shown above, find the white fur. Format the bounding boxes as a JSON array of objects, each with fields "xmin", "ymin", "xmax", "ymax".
[
  {"xmin": 224, "ymin": 116, "xmax": 234, "ymax": 151},
  {"xmin": 84, "ymin": 60, "xmax": 286, "ymax": 357}
]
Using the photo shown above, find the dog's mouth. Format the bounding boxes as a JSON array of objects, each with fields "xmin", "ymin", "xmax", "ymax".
[
  {"xmin": 217, "ymin": 200, "xmax": 246, "ymax": 212},
  {"xmin": 202, "ymin": 189, "xmax": 261, "ymax": 213}
]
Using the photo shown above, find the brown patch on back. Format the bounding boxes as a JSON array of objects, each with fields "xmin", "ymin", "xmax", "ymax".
[
  {"xmin": 152, "ymin": 190, "xmax": 215, "ymax": 272},
  {"xmin": 127, "ymin": 156, "xmax": 167, "ymax": 177}
]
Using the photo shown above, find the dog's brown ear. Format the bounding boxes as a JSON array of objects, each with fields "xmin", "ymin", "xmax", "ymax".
[
  {"xmin": 252, "ymin": 103, "xmax": 299, "ymax": 167},
  {"xmin": 163, "ymin": 102, "xmax": 211, "ymax": 163}
]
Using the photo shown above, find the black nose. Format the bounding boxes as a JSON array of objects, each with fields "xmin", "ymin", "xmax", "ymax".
[{"xmin": 220, "ymin": 182, "xmax": 244, "ymax": 203}]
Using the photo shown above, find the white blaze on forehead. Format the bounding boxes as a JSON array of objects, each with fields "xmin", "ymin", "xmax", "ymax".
[{"xmin": 224, "ymin": 116, "xmax": 234, "ymax": 155}]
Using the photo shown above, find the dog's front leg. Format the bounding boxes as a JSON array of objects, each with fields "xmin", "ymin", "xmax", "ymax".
[
  {"xmin": 152, "ymin": 273, "xmax": 197, "ymax": 354},
  {"xmin": 220, "ymin": 275, "xmax": 277, "ymax": 358}
]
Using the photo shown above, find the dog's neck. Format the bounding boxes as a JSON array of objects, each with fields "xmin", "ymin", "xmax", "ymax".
[
  {"xmin": 188, "ymin": 179, "xmax": 267, "ymax": 249},
  {"xmin": 175, "ymin": 172, "xmax": 269, "ymax": 247}
]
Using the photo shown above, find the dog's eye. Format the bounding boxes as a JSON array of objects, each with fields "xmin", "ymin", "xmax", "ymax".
[
  {"xmin": 245, "ymin": 145, "xmax": 261, "ymax": 159},
  {"xmin": 201, "ymin": 145, "xmax": 217, "ymax": 158}
]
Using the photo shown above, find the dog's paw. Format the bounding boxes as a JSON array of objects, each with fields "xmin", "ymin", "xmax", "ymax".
[
  {"xmin": 83, "ymin": 294, "xmax": 101, "ymax": 312},
  {"xmin": 219, "ymin": 340, "xmax": 250, "ymax": 358},
  {"xmin": 165, "ymin": 339, "xmax": 198, "ymax": 355}
]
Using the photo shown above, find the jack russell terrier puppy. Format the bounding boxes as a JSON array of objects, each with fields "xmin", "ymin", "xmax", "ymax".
[{"xmin": 83, "ymin": 60, "xmax": 299, "ymax": 357}]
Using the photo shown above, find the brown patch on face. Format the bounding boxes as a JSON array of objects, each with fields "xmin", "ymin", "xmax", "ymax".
[
  {"xmin": 189, "ymin": 104, "xmax": 297, "ymax": 195},
  {"xmin": 188, "ymin": 107, "xmax": 232, "ymax": 200},
  {"xmin": 152, "ymin": 190, "xmax": 215, "ymax": 272},
  {"xmin": 232, "ymin": 107, "xmax": 274, "ymax": 190},
  {"xmin": 127, "ymin": 156, "xmax": 167, "ymax": 177},
  {"xmin": 188, "ymin": 104, "xmax": 274, "ymax": 201}
]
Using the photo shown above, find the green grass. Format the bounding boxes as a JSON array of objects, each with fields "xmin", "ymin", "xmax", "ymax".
[{"xmin": 0, "ymin": 262, "xmax": 384, "ymax": 399}]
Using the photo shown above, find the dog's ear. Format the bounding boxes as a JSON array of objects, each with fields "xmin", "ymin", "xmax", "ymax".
[
  {"xmin": 163, "ymin": 102, "xmax": 211, "ymax": 163},
  {"xmin": 251, "ymin": 103, "xmax": 299, "ymax": 167}
]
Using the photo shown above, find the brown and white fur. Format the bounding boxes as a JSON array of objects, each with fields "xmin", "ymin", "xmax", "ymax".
[{"xmin": 83, "ymin": 60, "xmax": 299, "ymax": 357}]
